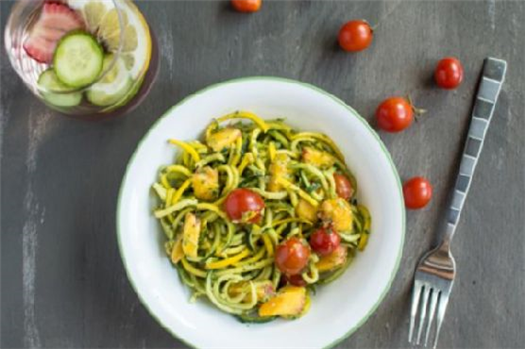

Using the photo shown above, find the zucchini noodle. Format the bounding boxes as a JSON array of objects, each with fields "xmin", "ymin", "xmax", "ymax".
[{"xmin": 152, "ymin": 111, "xmax": 372, "ymax": 322}]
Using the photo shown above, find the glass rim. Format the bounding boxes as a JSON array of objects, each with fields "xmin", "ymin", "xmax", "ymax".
[{"xmin": 4, "ymin": 0, "xmax": 126, "ymax": 95}]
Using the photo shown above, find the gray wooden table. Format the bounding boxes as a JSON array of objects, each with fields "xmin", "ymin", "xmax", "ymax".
[{"xmin": 1, "ymin": 0, "xmax": 524, "ymax": 348}]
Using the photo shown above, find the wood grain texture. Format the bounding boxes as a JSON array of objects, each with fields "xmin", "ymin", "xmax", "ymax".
[{"xmin": 1, "ymin": 0, "xmax": 524, "ymax": 348}]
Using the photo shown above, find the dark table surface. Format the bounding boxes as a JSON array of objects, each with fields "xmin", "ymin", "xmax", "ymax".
[{"xmin": 1, "ymin": 0, "xmax": 524, "ymax": 348}]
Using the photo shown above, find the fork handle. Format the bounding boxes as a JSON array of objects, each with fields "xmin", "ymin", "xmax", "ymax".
[{"xmin": 443, "ymin": 58, "xmax": 507, "ymax": 247}]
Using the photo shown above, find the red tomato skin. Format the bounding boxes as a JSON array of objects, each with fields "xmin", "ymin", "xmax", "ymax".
[
  {"xmin": 274, "ymin": 237, "xmax": 310, "ymax": 275},
  {"xmin": 376, "ymin": 97, "xmax": 414, "ymax": 133},
  {"xmin": 231, "ymin": 0, "xmax": 261, "ymax": 13},
  {"xmin": 334, "ymin": 174, "xmax": 353, "ymax": 200},
  {"xmin": 282, "ymin": 274, "xmax": 307, "ymax": 287},
  {"xmin": 435, "ymin": 57, "xmax": 464, "ymax": 89},
  {"xmin": 338, "ymin": 20, "xmax": 373, "ymax": 52},
  {"xmin": 309, "ymin": 227, "xmax": 341, "ymax": 256},
  {"xmin": 223, "ymin": 189, "xmax": 265, "ymax": 223},
  {"xmin": 403, "ymin": 177, "xmax": 433, "ymax": 209}
]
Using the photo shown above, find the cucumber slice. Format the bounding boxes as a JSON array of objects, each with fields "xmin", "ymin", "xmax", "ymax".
[
  {"xmin": 86, "ymin": 54, "xmax": 132, "ymax": 107},
  {"xmin": 53, "ymin": 31, "xmax": 103, "ymax": 88},
  {"xmin": 114, "ymin": 75, "xmax": 143, "ymax": 109},
  {"xmin": 37, "ymin": 69, "xmax": 82, "ymax": 107}
]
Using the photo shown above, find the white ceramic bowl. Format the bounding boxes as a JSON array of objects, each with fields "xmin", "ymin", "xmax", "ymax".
[{"xmin": 117, "ymin": 77, "xmax": 405, "ymax": 348}]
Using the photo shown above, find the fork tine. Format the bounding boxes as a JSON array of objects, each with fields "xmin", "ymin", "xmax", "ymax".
[
  {"xmin": 433, "ymin": 293, "xmax": 450, "ymax": 348},
  {"xmin": 408, "ymin": 281, "xmax": 423, "ymax": 343},
  {"xmin": 416, "ymin": 285, "xmax": 431, "ymax": 345},
  {"xmin": 424, "ymin": 289, "xmax": 440, "ymax": 346}
]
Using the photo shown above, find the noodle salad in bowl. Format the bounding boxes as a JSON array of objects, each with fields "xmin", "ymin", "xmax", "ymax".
[{"xmin": 151, "ymin": 111, "xmax": 372, "ymax": 323}]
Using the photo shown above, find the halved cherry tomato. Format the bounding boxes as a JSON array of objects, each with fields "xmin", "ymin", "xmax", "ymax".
[
  {"xmin": 275, "ymin": 237, "xmax": 310, "ymax": 275},
  {"xmin": 435, "ymin": 57, "xmax": 463, "ymax": 89},
  {"xmin": 376, "ymin": 97, "xmax": 414, "ymax": 133},
  {"xmin": 231, "ymin": 0, "xmax": 261, "ymax": 13},
  {"xmin": 309, "ymin": 227, "xmax": 341, "ymax": 256},
  {"xmin": 403, "ymin": 177, "xmax": 433, "ymax": 209},
  {"xmin": 334, "ymin": 174, "xmax": 353, "ymax": 200},
  {"xmin": 282, "ymin": 274, "xmax": 307, "ymax": 287},
  {"xmin": 338, "ymin": 20, "xmax": 373, "ymax": 52},
  {"xmin": 223, "ymin": 188, "xmax": 265, "ymax": 223}
]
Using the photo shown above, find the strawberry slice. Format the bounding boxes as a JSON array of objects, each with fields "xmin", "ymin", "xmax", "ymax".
[{"xmin": 23, "ymin": 2, "xmax": 85, "ymax": 64}]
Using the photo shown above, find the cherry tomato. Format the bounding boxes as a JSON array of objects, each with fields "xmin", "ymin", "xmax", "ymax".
[
  {"xmin": 309, "ymin": 227, "xmax": 341, "ymax": 256},
  {"xmin": 334, "ymin": 174, "xmax": 353, "ymax": 200},
  {"xmin": 403, "ymin": 177, "xmax": 433, "ymax": 209},
  {"xmin": 376, "ymin": 97, "xmax": 414, "ymax": 133},
  {"xmin": 231, "ymin": 0, "xmax": 261, "ymax": 13},
  {"xmin": 435, "ymin": 57, "xmax": 464, "ymax": 89},
  {"xmin": 223, "ymin": 188, "xmax": 265, "ymax": 223},
  {"xmin": 281, "ymin": 274, "xmax": 307, "ymax": 287},
  {"xmin": 275, "ymin": 237, "xmax": 310, "ymax": 275},
  {"xmin": 338, "ymin": 20, "xmax": 373, "ymax": 52}
]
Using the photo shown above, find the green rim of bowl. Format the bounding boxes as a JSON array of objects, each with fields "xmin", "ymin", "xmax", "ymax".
[{"xmin": 116, "ymin": 76, "xmax": 406, "ymax": 349}]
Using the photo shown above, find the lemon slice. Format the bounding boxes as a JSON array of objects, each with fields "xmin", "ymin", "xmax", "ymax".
[
  {"xmin": 82, "ymin": 1, "xmax": 108, "ymax": 36},
  {"xmin": 70, "ymin": 0, "xmax": 152, "ymax": 80}
]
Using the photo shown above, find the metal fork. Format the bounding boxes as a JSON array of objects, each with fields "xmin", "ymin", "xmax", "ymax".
[{"xmin": 408, "ymin": 57, "xmax": 507, "ymax": 348}]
